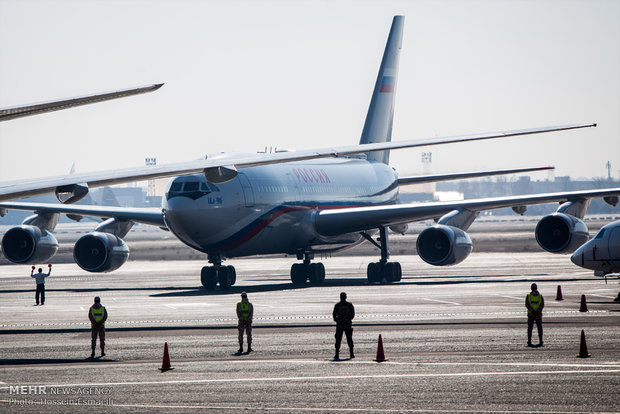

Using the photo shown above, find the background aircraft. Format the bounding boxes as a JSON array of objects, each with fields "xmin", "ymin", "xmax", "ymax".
[
  {"xmin": 1, "ymin": 16, "xmax": 619, "ymax": 290},
  {"xmin": 0, "ymin": 84, "xmax": 162, "ymax": 122},
  {"xmin": 571, "ymin": 220, "xmax": 620, "ymax": 276}
]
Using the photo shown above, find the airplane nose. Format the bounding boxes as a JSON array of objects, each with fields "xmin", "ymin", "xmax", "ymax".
[
  {"xmin": 570, "ymin": 249, "xmax": 582, "ymax": 266},
  {"xmin": 571, "ymin": 243, "xmax": 588, "ymax": 267}
]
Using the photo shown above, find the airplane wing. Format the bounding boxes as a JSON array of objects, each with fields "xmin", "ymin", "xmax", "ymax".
[
  {"xmin": 0, "ymin": 202, "xmax": 165, "ymax": 228},
  {"xmin": 397, "ymin": 166, "xmax": 554, "ymax": 186},
  {"xmin": 0, "ymin": 123, "xmax": 595, "ymax": 202},
  {"xmin": 2, "ymin": 187, "xmax": 619, "ymax": 236},
  {"xmin": 314, "ymin": 187, "xmax": 620, "ymax": 236},
  {"xmin": 0, "ymin": 84, "xmax": 163, "ymax": 122}
]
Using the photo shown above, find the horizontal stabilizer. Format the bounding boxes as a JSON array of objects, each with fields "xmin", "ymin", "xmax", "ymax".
[{"xmin": 398, "ymin": 166, "xmax": 554, "ymax": 186}]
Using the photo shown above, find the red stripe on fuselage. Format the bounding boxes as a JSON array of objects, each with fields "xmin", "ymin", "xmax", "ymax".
[{"xmin": 219, "ymin": 204, "xmax": 368, "ymax": 252}]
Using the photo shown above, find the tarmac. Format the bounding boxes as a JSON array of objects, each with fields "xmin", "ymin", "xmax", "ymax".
[{"xmin": 0, "ymin": 252, "xmax": 619, "ymax": 413}]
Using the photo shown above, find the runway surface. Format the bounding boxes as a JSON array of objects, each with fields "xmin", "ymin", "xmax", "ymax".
[{"xmin": 0, "ymin": 253, "xmax": 619, "ymax": 413}]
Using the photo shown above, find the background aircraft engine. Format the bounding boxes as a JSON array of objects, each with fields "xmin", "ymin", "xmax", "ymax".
[
  {"xmin": 1, "ymin": 225, "xmax": 58, "ymax": 264},
  {"xmin": 535, "ymin": 212, "xmax": 588, "ymax": 253},
  {"xmin": 416, "ymin": 225, "xmax": 472, "ymax": 266},
  {"xmin": 73, "ymin": 232, "xmax": 129, "ymax": 272}
]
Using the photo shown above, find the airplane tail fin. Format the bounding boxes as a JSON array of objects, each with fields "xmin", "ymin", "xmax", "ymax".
[{"xmin": 359, "ymin": 15, "xmax": 404, "ymax": 165}]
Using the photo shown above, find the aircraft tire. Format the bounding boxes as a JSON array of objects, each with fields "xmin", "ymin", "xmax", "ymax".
[
  {"xmin": 392, "ymin": 262, "xmax": 402, "ymax": 282},
  {"xmin": 218, "ymin": 267, "xmax": 232, "ymax": 290},
  {"xmin": 308, "ymin": 262, "xmax": 325, "ymax": 285},
  {"xmin": 201, "ymin": 266, "xmax": 217, "ymax": 290},
  {"xmin": 367, "ymin": 262, "xmax": 380, "ymax": 283},
  {"xmin": 227, "ymin": 265, "xmax": 237, "ymax": 285},
  {"xmin": 290, "ymin": 263, "xmax": 306, "ymax": 285},
  {"xmin": 383, "ymin": 262, "xmax": 395, "ymax": 283}
]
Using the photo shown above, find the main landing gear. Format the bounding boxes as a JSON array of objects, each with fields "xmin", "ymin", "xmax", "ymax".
[
  {"xmin": 290, "ymin": 253, "xmax": 325, "ymax": 285},
  {"xmin": 201, "ymin": 254, "xmax": 236, "ymax": 291},
  {"xmin": 362, "ymin": 226, "xmax": 402, "ymax": 284}
]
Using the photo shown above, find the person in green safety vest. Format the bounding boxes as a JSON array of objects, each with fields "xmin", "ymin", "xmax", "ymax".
[
  {"xmin": 236, "ymin": 292, "xmax": 253, "ymax": 354},
  {"xmin": 88, "ymin": 296, "xmax": 108, "ymax": 358},
  {"xmin": 525, "ymin": 283, "xmax": 544, "ymax": 347}
]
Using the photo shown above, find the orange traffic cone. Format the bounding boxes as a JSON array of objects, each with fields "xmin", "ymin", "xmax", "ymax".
[
  {"xmin": 374, "ymin": 334, "xmax": 387, "ymax": 362},
  {"xmin": 577, "ymin": 330, "xmax": 591, "ymax": 358},
  {"xmin": 555, "ymin": 285, "xmax": 563, "ymax": 301},
  {"xmin": 579, "ymin": 294, "xmax": 588, "ymax": 312},
  {"xmin": 159, "ymin": 342, "xmax": 174, "ymax": 371}
]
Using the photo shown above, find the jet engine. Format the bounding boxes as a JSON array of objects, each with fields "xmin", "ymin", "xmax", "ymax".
[
  {"xmin": 73, "ymin": 232, "xmax": 129, "ymax": 272},
  {"xmin": 1, "ymin": 225, "xmax": 58, "ymax": 264},
  {"xmin": 535, "ymin": 212, "xmax": 588, "ymax": 253},
  {"xmin": 416, "ymin": 225, "xmax": 472, "ymax": 266}
]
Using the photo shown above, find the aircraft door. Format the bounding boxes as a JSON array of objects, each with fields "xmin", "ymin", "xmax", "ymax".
[{"xmin": 238, "ymin": 173, "xmax": 255, "ymax": 207}]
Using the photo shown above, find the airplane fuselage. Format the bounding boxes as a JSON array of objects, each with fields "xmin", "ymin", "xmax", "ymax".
[
  {"xmin": 571, "ymin": 220, "xmax": 620, "ymax": 274},
  {"xmin": 162, "ymin": 157, "xmax": 399, "ymax": 258}
]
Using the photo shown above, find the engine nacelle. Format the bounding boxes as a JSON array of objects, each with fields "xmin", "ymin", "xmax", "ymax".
[
  {"xmin": 73, "ymin": 232, "xmax": 129, "ymax": 273},
  {"xmin": 1, "ymin": 225, "xmax": 58, "ymax": 264},
  {"xmin": 535, "ymin": 212, "xmax": 588, "ymax": 253},
  {"xmin": 416, "ymin": 225, "xmax": 472, "ymax": 266}
]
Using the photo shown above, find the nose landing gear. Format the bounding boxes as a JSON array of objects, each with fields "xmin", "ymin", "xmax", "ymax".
[{"xmin": 201, "ymin": 254, "xmax": 236, "ymax": 291}]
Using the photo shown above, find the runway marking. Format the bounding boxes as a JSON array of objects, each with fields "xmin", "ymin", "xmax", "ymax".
[
  {"xmin": 2, "ymin": 368, "xmax": 619, "ymax": 390},
  {"xmin": 588, "ymin": 294, "xmax": 615, "ymax": 299},
  {"xmin": 420, "ymin": 298, "xmax": 462, "ymax": 306},
  {"xmin": 0, "ymin": 310, "xmax": 609, "ymax": 328},
  {"xmin": 1, "ymin": 400, "xmax": 615, "ymax": 414},
  {"xmin": 165, "ymin": 304, "xmax": 177, "ymax": 310},
  {"xmin": 499, "ymin": 295, "xmax": 522, "ymax": 300}
]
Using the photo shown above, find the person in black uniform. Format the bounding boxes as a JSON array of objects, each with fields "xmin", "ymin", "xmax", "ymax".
[{"xmin": 332, "ymin": 292, "xmax": 355, "ymax": 360}]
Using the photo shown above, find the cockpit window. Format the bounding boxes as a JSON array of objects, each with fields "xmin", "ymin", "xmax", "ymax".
[
  {"xmin": 594, "ymin": 228, "xmax": 605, "ymax": 239},
  {"xmin": 166, "ymin": 178, "xmax": 211, "ymax": 201},
  {"xmin": 183, "ymin": 182, "xmax": 199, "ymax": 192}
]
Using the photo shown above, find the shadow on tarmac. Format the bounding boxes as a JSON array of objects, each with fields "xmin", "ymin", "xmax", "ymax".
[
  {"xmin": 0, "ymin": 357, "xmax": 115, "ymax": 366},
  {"xmin": 149, "ymin": 276, "xmax": 598, "ymax": 297}
]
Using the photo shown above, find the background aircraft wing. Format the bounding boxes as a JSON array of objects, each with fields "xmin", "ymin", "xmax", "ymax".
[
  {"xmin": 0, "ymin": 83, "xmax": 163, "ymax": 122},
  {"xmin": 397, "ymin": 166, "xmax": 554, "ymax": 186},
  {"xmin": 0, "ymin": 123, "xmax": 595, "ymax": 202},
  {"xmin": 314, "ymin": 187, "xmax": 620, "ymax": 236},
  {"xmin": 0, "ymin": 202, "xmax": 165, "ymax": 228}
]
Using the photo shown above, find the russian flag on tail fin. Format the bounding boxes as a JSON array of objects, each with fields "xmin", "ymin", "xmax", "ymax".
[{"xmin": 380, "ymin": 76, "xmax": 395, "ymax": 93}]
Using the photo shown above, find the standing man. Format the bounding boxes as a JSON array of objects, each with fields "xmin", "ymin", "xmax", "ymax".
[
  {"xmin": 333, "ymin": 292, "xmax": 355, "ymax": 360},
  {"xmin": 88, "ymin": 296, "xmax": 108, "ymax": 358},
  {"xmin": 236, "ymin": 292, "xmax": 253, "ymax": 354},
  {"xmin": 525, "ymin": 283, "xmax": 544, "ymax": 347},
  {"xmin": 30, "ymin": 264, "xmax": 52, "ymax": 305}
]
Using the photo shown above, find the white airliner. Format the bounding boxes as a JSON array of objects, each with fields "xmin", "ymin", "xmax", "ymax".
[
  {"xmin": 1, "ymin": 16, "xmax": 619, "ymax": 290},
  {"xmin": 571, "ymin": 220, "xmax": 620, "ymax": 276}
]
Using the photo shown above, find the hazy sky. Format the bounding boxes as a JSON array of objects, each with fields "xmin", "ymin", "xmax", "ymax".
[{"xmin": 1, "ymin": 0, "xmax": 619, "ymax": 183}]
